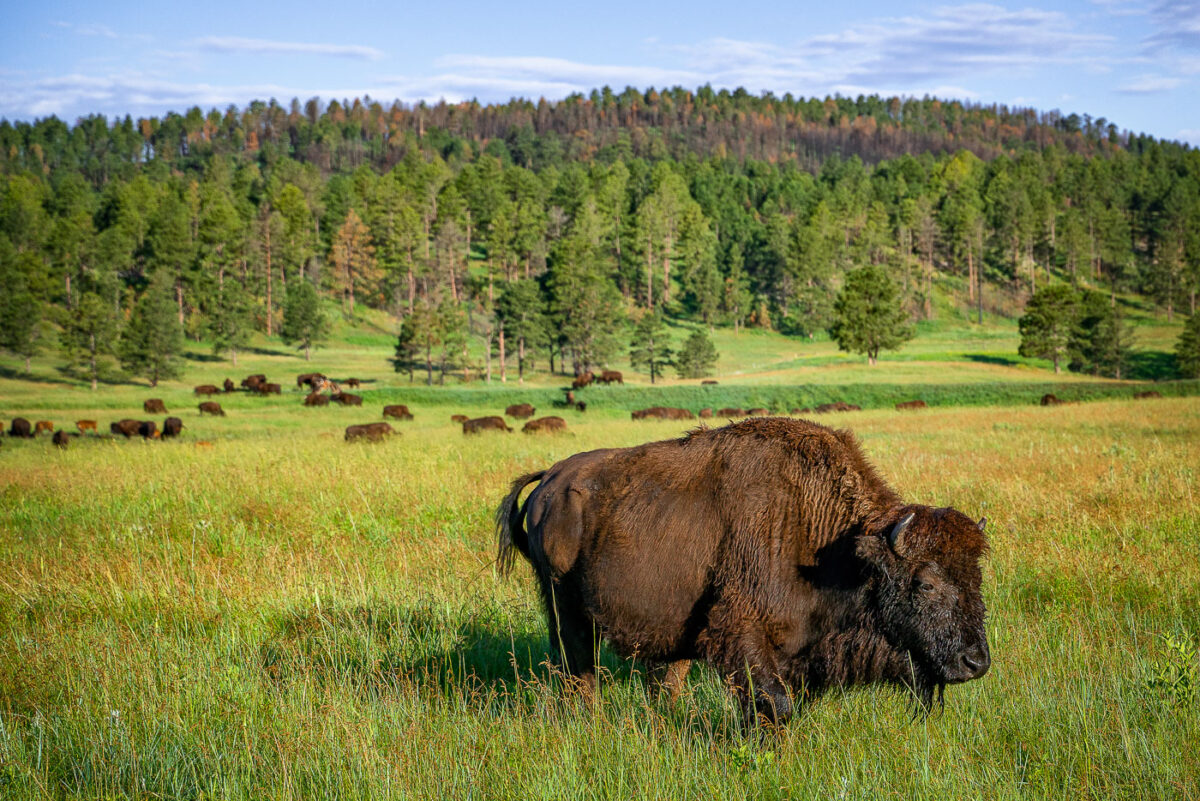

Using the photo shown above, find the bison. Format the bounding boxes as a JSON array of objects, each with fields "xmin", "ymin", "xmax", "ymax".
[
  {"xmin": 895, "ymin": 400, "xmax": 928, "ymax": 411},
  {"xmin": 111, "ymin": 419, "xmax": 141, "ymax": 438},
  {"xmin": 34, "ymin": 421, "xmax": 55, "ymax": 435},
  {"xmin": 717, "ymin": 408, "xmax": 746, "ymax": 418},
  {"xmin": 814, "ymin": 402, "xmax": 861, "ymax": 413},
  {"xmin": 383, "ymin": 404, "xmax": 414, "ymax": 421},
  {"xmin": 571, "ymin": 372, "xmax": 595, "ymax": 390},
  {"xmin": 53, "ymin": 430, "xmax": 69, "ymax": 449},
  {"xmin": 746, "ymin": 408, "xmax": 771, "ymax": 417},
  {"xmin": 223, "ymin": 378, "xmax": 236, "ymax": 393},
  {"xmin": 345, "ymin": 422, "xmax": 395, "ymax": 442},
  {"xmin": 304, "ymin": 392, "xmax": 330, "ymax": 407},
  {"xmin": 701, "ymin": 380, "xmax": 719, "ymax": 385},
  {"xmin": 522, "ymin": 416, "xmax": 568, "ymax": 434},
  {"xmin": 1040, "ymin": 393, "xmax": 1063, "ymax": 407},
  {"xmin": 698, "ymin": 408, "xmax": 713, "ymax": 419},
  {"xmin": 1133, "ymin": 390, "xmax": 1162, "ymax": 400},
  {"xmin": 332, "ymin": 392, "xmax": 363, "ymax": 407},
  {"xmin": 576, "ymin": 402, "xmax": 587, "ymax": 413},
  {"xmin": 344, "ymin": 378, "xmax": 360, "ymax": 388},
  {"xmin": 496, "ymin": 417, "xmax": 990, "ymax": 722},
  {"xmin": 144, "ymin": 399, "xmax": 167, "ymax": 414},
  {"xmin": 790, "ymin": 408, "xmax": 811, "ymax": 415},
  {"xmin": 194, "ymin": 385, "xmax": 220, "ymax": 396},
  {"xmin": 162, "ymin": 417, "xmax": 184, "ymax": 438},
  {"xmin": 597, "ymin": 370, "xmax": 624, "ymax": 385},
  {"xmin": 297, "ymin": 372, "xmax": 326, "ymax": 390},
  {"xmin": 137, "ymin": 420, "xmax": 158, "ymax": 439},
  {"xmin": 76, "ymin": 420, "xmax": 97, "ymax": 434},
  {"xmin": 241, "ymin": 374, "xmax": 267, "ymax": 391},
  {"xmin": 451, "ymin": 414, "xmax": 469, "ymax": 423},
  {"xmin": 8, "ymin": 418, "xmax": 32, "ymax": 438},
  {"xmin": 631, "ymin": 407, "xmax": 695, "ymax": 421},
  {"xmin": 198, "ymin": 402, "xmax": 225, "ymax": 417},
  {"xmin": 506, "ymin": 403, "xmax": 536, "ymax": 419},
  {"xmin": 463, "ymin": 416, "xmax": 513, "ymax": 434}
]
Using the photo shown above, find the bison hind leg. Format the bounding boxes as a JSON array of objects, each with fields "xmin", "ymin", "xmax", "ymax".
[{"xmin": 541, "ymin": 583, "xmax": 600, "ymax": 702}]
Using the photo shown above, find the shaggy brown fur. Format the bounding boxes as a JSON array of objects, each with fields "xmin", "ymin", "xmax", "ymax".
[
  {"xmin": 631, "ymin": 407, "xmax": 695, "ymax": 421},
  {"xmin": 571, "ymin": 372, "xmax": 594, "ymax": 390},
  {"xmin": 297, "ymin": 372, "xmax": 326, "ymax": 389},
  {"xmin": 332, "ymin": 392, "xmax": 363, "ymax": 407},
  {"xmin": 463, "ymin": 416, "xmax": 512, "ymax": 434},
  {"xmin": 1040, "ymin": 393, "xmax": 1063, "ymax": 406},
  {"xmin": 223, "ymin": 378, "xmax": 236, "ymax": 393},
  {"xmin": 597, "ymin": 370, "xmax": 624, "ymax": 385},
  {"xmin": 304, "ymin": 393, "xmax": 330, "ymax": 407},
  {"xmin": 451, "ymin": 414, "xmax": 469, "ymax": 423},
  {"xmin": 497, "ymin": 417, "xmax": 990, "ymax": 722},
  {"xmin": 815, "ymin": 402, "xmax": 861, "ymax": 413},
  {"xmin": 383, "ymin": 404, "xmax": 414, "ymax": 421},
  {"xmin": 8, "ymin": 418, "xmax": 32, "ymax": 438},
  {"xmin": 110, "ymin": 419, "xmax": 141, "ymax": 437},
  {"xmin": 34, "ymin": 421, "xmax": 54, "ymax": 435},
  {"xmin": 241, "ymin": 374, "xmax": 267, "ymax": 391},
  {"xmin": 699, "ymin": 408, "xmax": 713, "ymax": 418},
  {"xmin": 198, "ymin": 402, "xmax": 225, "ymax": 417},
  {"xmin": 162, "ymin": 417, "xmax": 184, "ymax": 438},
  {"xmin": 137, "ymin": 420, "xmax": 158, "ymax": 439},
  {"xmin": 523, "ymin": 416, "xmax": 567, "ymax": 434},
  {"xmin": 76, "ymin": 420, "xmax": 97, "ymax": 434},
  {"xmin": 344, "ymin": 378, "xmax": 360, "ymax": 388},
  {"xmin": 895, "ymin": 400, "xmax": 928, "ymax": 411},
  {"xmin": 506, "ymin": 403, "xmax": 536, "ymax": 419},
  {"xmin": 717, "ymin": 408, "xmax": 745, "ymax": 418},
  {"xmin": 143, "ymin": 399, "xmax": 167, "ymax": 414},
  {"xmin": 345, "ymin": 422, "xmax": 395, "ymax": 442},
  {"xmin": 53, "ymin": 430, "xmax": 69, "ymax": 449},
  {"xmin": 256, "ymin": 382, "xmax": 282, "ymax": 395},
  {"xmin": 194, "ymin": 385, "xmax": 220, "ymax": 396}
]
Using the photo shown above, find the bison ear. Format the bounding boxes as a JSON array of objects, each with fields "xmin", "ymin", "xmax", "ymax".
[
  {"xmin": 977, "ymin": 516, "xmax": 987, "ymax": 532},
  {"xmin": 887, "ymin": 512, "xmax": 915, "ymax": 553}
]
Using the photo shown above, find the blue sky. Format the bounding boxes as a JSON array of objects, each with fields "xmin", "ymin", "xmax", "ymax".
[{"xmin": 1, "ymin": 1, "xmax": 1197, "ymax": 144}]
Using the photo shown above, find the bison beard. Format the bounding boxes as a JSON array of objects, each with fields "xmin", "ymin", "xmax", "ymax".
[{"xmin": 496, "ymin": 417, "xmax": 989, "ymax": 723}]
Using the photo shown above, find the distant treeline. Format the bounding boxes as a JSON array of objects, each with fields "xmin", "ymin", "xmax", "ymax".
[{"xmin": 1, "ymin": 86, "xmax": 1198, "ymax": 380}]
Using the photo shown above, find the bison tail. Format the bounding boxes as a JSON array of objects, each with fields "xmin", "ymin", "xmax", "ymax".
[{"xmin": 495, "ymin": 471, "xmax": 545, "ymax": 577}]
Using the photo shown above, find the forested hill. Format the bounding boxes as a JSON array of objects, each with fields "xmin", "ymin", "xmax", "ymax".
[{"xmin": 1, "ymin": 86, "xmax": 1198, "ymax": 381}]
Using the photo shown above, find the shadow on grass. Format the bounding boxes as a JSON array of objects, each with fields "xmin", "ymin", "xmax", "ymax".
[
  {"xmin": 0, "ymin": 365, "xmax": 77, "ymax": 386},
  {"xmin": 51, "ymin": 365, "xmax": 140, "ymax": 388},
  {"xmin": 963, "ymin": 354, "xmax": 1019, "ymax": 367},
  {"xmin": 182, "ymin": 351, "xmax": 224, "ymax": 363}
]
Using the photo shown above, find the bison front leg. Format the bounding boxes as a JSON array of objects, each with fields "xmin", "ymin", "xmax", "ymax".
[{"xmin": 648, "ymin": 659, "xmax": 692, "ymax": 702}]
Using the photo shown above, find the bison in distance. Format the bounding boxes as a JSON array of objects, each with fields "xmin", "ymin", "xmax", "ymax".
[
  {"xmin": 631, "ymin": 407, "xmax": 695, "ymax": 421},
  {"xmin": 383, "ymin": 405, "xmax": 414, "ymax": 421},
  {"xmin": 345, "ymin": 422, "xmax": 395, "ymax": 442},
  {"xmin": 505, "ymin": 403, "xmax": 536, "ymax": 419},
  {"xmin": 497, "ymin": 417, "xmax": 990, "ymax": 723},
  {"xmin": 522, "ymin": 416, "xmax": 568, "ymax": 434},
  {"xmin": 198, "ymin": 402, "xmax": 225, "ymax": 417},
  {"xmin": 463, "ymin": 416, "xmax": 512, "ymax": 434},
  {"xmin": 143, "ymin": 399, "xmax": 167, "ymax": 414},
  {"xmin": 303, "ymin": 393, "xmax": 330, "ymax": 407},
  {"xmin": 194, "ymin": 385, "xmax": 220, "ymax": 397}
]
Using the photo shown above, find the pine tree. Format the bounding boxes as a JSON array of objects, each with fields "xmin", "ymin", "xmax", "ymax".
[
  {"xmin": 827, "ymin": 265, "xmax": 914, "ymax": 366},
  {"xmin": 281, "ymin": 279, "xmax": 328, "ymax": 361},
  {"xmin": 494, "ymin": 278, "xmax": 548, "ymax": 382},
  {"xmin": 1018, "ymin": 284, "xmax": 1078, "ymax": 374},
  {"xmin": 1070, "ymin": 291, "xmax": 1136, "ymax": 379},
  {"xmin": 208, "ymin": 280, "xmax": 253, "ymax": 366},
  {"xmin": 330, "ymin": 208, "xmax": 378, "ymax": 317},
  {"xmin": 630, "ymin": 310, "xmax": 673, "ymax": 384},
  {"xmin": 0, "ymin": 238, "xmax": 44, "ymax": 372},
  {"xmin": 118, "ymin": 274, "xmax": 184, "ymax": 386},
  {"xmin": 675, "ymin": 328, "xmax": 719, "ymax": 378},
  {"xmin": 1176, "ymin": 313, "xmax": 1200, "ymax": 379},
  {"xmin": 61, "ymin": 292, "xmax": 118, "ymax": 390}
]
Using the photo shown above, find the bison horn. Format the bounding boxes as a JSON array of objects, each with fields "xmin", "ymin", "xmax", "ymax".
[
  {"xmin": 888, "ymin": 512, "xmax": 915, "ymax": 551},
  {"xmin": 978, "ymin": 516, "xmax": 987, "ymax": 532}
]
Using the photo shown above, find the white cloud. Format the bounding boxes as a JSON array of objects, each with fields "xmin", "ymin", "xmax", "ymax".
[
  {"xmin": 1146, "ymin": 1, "xmax": 1200, "ymax": 49},
  {"xmin": 1176, "ymin": 127, "xmax": 1200, "ymax": 143},
  {"xmin": 195, "ymin": 37, "xmax": 385, "ymax": 61},
  {"xmin": 1115, "ymin": 73, "xmax": 1184, "ymax": 92}
]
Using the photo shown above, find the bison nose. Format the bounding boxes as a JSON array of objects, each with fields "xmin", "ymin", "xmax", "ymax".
[{"xmin": 960, "ymin": 643, "xmax": 990, "ymax": 679}]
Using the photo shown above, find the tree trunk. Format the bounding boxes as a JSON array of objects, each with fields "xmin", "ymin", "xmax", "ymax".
[
  {"xmin": 231, "ymin": 349, "xmax": 238, "ymax": 367},
  {"xmin": 177, "ymin": 280, "xmax": 185, "ymax": 325},
  {"xmin": 24, "ymin": 356, "xmax": 30, "ymax": 373},
  {"xmin": 265, "ymin": 221, "xmax": 273, "ymax": 336},
  {"xmin": 518, "ymin": 336, "xmax": 526, "ymax": 383},
  {"xmin": 89, "ymin": 333, "xmax": 97, "ymax": 391},
  {"xmin": 305, "ymin": 342, "xmax": 311, "ymax": 361},
  {"xmin": 499, "ymin": 324, "xmax": 506, "ymax": 382},
  {"xmin": 646, "ymin": 239, "xmax": 654, "ymax": 309}
]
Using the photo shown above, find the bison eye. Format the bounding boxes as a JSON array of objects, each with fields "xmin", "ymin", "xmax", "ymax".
[{"xmin": 917, "ymin": 581, "xmax": 935, "ymax": 593}]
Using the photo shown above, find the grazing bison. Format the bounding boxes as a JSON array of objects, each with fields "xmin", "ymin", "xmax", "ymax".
[
  {"xmin": 895, "ymin": 400, "xmax": 928, "ymax": 411},
  {"xmin": 523, "ymin": 416, "xmax": 568, "ymax": 434},
  {"xmin": 701, "ymin": 380, "xmax": 719, "ymax": 385},
  {"xmin": 241, "ymin": 374, "xmax": 267, "ymax": 391},
  {"xmin": 110, "ymin": 419, "xmax": 141, "ymax": 438},
  {"xmin": 53, "ymin": 430, "xmax": 69, "ymax": 449},
  {"xmin": 496, "ymin": 417, "xmax": 990, "ymax": 721},
  {"xmin": 451, "ymin": 414, "xmax": 469, "ymax": 423},
  {"xmin": 297, "ymin": 372, "xmax": 326, "ymax": 390},
  {"xmin": 576, "ymin": 402, "xmax": 587, "ymax": 413},
  {"xmin": 34, "ymin": 421, "xmax": 55, "ymax": 435},
  {"xmin": 746, "ymin": 408, "xmax": 771, "ymax": 417},
  {"xmin": 198, "ymin": 402, "xmax": 225, "ymax": 417},
  {"xmin": 506, "ymin": 403, "xmax": 536, "ymax": 419},
  {"xmin": 304, "ymin": 392, "xmax": 330, "ymax": 407},
  {"xmin": 344, "ymin": 378, "xmax": 360, "ymax": 388},
  {"xmin": 137, "ymin": 420, "xmax": 158, "ymax": 439},
  {"xmin": 8, "ymin": 418, "xmax": 32, "ymax": 438},
  {"xmin": 717, "ymin": 408, "xmax": 746, "ymax": 418},
  {"xmin": 699, "ymin": 408, "xmax": 714, "ymax": 419},
  {"xmin": 1040, "ymin": 393, "xmax": 1063, "ymax": 407},
  {"xmin": 1133, "ymin": 390, "xmax": 1162, "ymax": 399},
  {"xmin": 571, "ymin": 372, "xmax": 595, "ymax": 390},
  {"xmin": 223, "ymin": 378, "xmax": 236, "ymax": 393},
  {"xmin": 194, "ymin": 384, "xmax": 220, "ymax": 396},
  {"xmin": 631, "ymin": 407, "xmax": 695, "ymax": 421},
  {"xmin": 162, "ymin": 417, "xmax": 184, "ymax": 438},
  {"xmin": 463, "ymin": 416, "xmax": 513, "ymax": 434},
  {"xmin": 345, "ymin": 422, "xmax": 396, "ymax": 442},
  {"xmin": 76, "ymin": 420, "xmax": 97, "ymax": 434},
  {"xmin": 815, "ymin": 402, "xmax": 861, "ymax": 413},
  {"xmin": 255, "ymin": 382, "xmax": 282, "ymax": 395},
  {"xmin": 144, "ymin": 399, "xmax": 167, "ymax": 414},
  {"xmin": 598, "ymin": 370, "xmax": 624, "ymax": 385},
  {"xmin": 383, "ymin": 404, "xmax": 414, "ymax": 421},
  {"xmin": 332, "ymin": 392, "xmax": 363, "ymax": 407}
]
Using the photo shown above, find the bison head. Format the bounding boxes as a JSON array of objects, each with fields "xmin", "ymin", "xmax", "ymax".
[{"xmin": 857, "ymin": 506, "xmax": 990, "ymax": 704}]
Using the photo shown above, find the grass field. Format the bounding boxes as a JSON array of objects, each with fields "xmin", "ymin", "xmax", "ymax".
[{"xmin": 1, "ymin": 309, "xmax": 1198, "ymax": 799}]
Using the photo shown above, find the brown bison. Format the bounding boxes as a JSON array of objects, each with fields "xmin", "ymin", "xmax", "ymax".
[
  {"xmin": 255, "ymin": 382, "xmax": 282, "ymax": 395},
  {"xmin": 717, "ymin": 408, "xmax": 746, "ymax": 418},
  {"xmin": 144, "ymin": 399, "xmax": 167, "ymax": 414},
  {"xmin": 597, "ymin": 370, "xmax": 623, "ymax": 385},
  {"xmin": 701, "ymin": 380, "xmax": 719, "ymax": 385},
  {"xmin": 76, "ymin": 420, "xmax": 97, "ymax": 434},
  {"xmin": 332, "ymin": 392, "xmax": 363, "ymax": 407},
  {"xmin": 451, "ymin": 414, "xmax": 470, "ymax": 423},
  {"xmin": 297, "ymin": 372, "xmax": 326, "ymax": 390},
  {"xmin": 382, "ymin": 404, "xmax": 414, "ymax": 421},
  {"xmin": 576, "ymin": 402, "xmax": 587, "ymax": 413},
  {"xmin": 571, "ymin": 372, "xmax": 595, "ymax": 390},
  {"xmin": 194, "ymin": 385, "xmax": 220, "ymax": 396},
  {"xmin": 53, "ymin": 429, "xmax": 69, "ymax": 449},
  {"xmin": 505, "ymin": 403, "xmax": 536, "ymax": 419},
  {"xmin": 223, "ymin": 378, "xmax": 236, "ymax": 393},
  {"xmin": 746, "ymin": 408, "xmax": 771, "ymax": 417},
  {"xmin": 304, "ymin": 392, "xmax": 330, "ymax": 407},
  {"xmin": 1040, "ymin": 393, "xmax": 1063, "ymax": 407},
  {"xmin": 137, "ymin": 420, "xmax": 158, "ymax": 439},
  {"xmin": 34, "ymin": 421, "xmax": 55, "ymax": 435},
  {"xmin": 344, "ymin": 378, "xmax": 360, "ymax": 388},
  {"xmin": 241, "ymin": 374, "xmax": 267, "ymax": 390},
  {"xmin": 895, "ymin": 400, "xmax": 928, "ymax": 411},
  {"xmin": 815, "ymin": 402, "xmax": 861, "ymax": 413},
  {"xmin": 523, "ymin": 416, "xmax": 568, "ymax": 434},
  {"xmin": 111, "ymin": 419, "xmax": 141, "ymax": 438},
  {"xmin": 496, "ymin": 417, "xmax": 990, "ymax": 721},
  {"xmin": 790, "ymin": 408, "xmax": 811, "ymax": 415},
  {"xmin": 198, "ymin": 402, "xmax": 225, "ymax": 417},
  {"xmin": 162, "ymin": 417, "xmax": 184, "ymax": 438},
  {"xmin": 631, "ymin": 407, "xmax": 695, "ymax": 421},
  {"xmin": 8, "ymin": 418, "xmax": 32, "ymax": 438},
  {"xmin": 699, "ymin": 408, "xmax": 713, "ymax": 419},
  {"xmin": 463, "ymin": 416, "xmax": 513, "ymax": 434},
  {"xmin": 345, "ymin": 422, "xmax": 396, "ymax": 442},
  {"xmin": 1133, "ymin": 390, "xmax": 1162, "ymax": 399}
]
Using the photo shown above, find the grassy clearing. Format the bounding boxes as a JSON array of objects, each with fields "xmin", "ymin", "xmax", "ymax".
[{"xmin": 0, "ymin": 394, "xmax": 1198, "ymax": 799}]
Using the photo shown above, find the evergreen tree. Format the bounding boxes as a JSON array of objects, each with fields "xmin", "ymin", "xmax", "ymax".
[
  {"xmin": 630, "ymin": 310, "xmax": 673, "ymax": 384},
  {"xmin": 827, "ymin": 265, "xmax": 914, "ymax": 366},
  {"xmin": 208, "ymin": 280, "xmax": 254, "ymax": 366},
  {"xmin": 0, "ymin": 237, "xmax": 45, "ymax": 372},
  {"xmin": 1018, "ymin": 284, "xmax": 1078, "ymax": 374},
  {"xmin": 1176, "ymin": 313, "xmax": 1200, "ymax": 379},
  {"xmin": 60, "ymin": 292, "xmax": 119, "ymax": 390},
  {"xmin": 1070, "ymin": 292, "xmax": 1136, "ymax": 379},
  {"xmin": 281, "ymin": 279, "xmax": 328, "ymax": 361},
  {"xmin": 494, "ymin": 278, "xmax": 548, "ymax": 382},
  {"xmin": 675, "ymin": 328, "xmax": 719, "ymax": 378},
  {"xmin": 118, "ymin": 275, "xmax": 184, "ymax": 386}
]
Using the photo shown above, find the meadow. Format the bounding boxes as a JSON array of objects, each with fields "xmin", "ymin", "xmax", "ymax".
[{"xmin": 1, "ymin": 314, "xmax": 1198, "ymax": 799}]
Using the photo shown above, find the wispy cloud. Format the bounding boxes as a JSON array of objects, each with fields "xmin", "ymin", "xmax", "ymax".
[
  {"xmin": 1146, "ymin": 1, "xmax": 1200, "ymax": 49},
  {"xmin": 1115, "ymin": 73, "xmax": 1184, "ymax": 92},
  {"xmin": 195, "ymin": 36, "xmax": 385, "ymax": 61},
  {"xmin": 1177, "ymin": 127, "xmax": 1200, "ymax": 143}
]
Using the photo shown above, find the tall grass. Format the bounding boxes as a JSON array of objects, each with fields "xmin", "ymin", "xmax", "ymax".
[{"xmin": 1, "ymin": 399, "xmax": 1198, "ymax": 799}]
